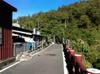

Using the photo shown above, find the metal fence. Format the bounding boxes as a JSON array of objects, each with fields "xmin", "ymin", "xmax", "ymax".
[
  {"xmin": 13, "ymin": 40, "xmax": 47, "ymax": 57},
  {"xmin": 13, "ymin": 42, "xmax": 32, "ymax": 56}
]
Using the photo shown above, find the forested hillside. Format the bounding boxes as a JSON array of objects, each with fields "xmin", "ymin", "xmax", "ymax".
[{"xmin": 14, "ymin": 0, "xmax": 100, "ymax": 69}]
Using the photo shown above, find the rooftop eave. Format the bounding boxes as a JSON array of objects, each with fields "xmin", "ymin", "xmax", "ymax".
[{"xmin": 0, "ymin": 0, "xmax": 17, "ymax": 12}]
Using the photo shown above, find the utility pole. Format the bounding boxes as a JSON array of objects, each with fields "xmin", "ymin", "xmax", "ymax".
[
  {"xmin": 37, "ymin": 19, "xmax": 40, "ymax": 30},
  {"xmin": 53, "ymin": 35, "xmax": 55, "ymax": 43},
  {"xmin": 65, "ymin": 19, "xmax": 67, "ymax": 29}
]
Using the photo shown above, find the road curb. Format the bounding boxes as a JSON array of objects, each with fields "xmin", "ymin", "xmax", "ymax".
[
  {"xmin": 0, "ymin": 44, "xmax": 54, "ymax": 73},
  {"xmin": 62, "ymin": 45, "xmax": 69, "ymax": 74}
]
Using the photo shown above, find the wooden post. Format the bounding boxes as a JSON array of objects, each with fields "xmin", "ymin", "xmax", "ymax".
[
  {"xmin": 66, "ymin": 50, "xmax": 75, "ymax": 74},
  {"xmin": 74, "ymin": 54, "xmax": 81, "ymax": 74},
  {"xmin": 74, "ymin": 54, "xmax": 85, "ymax": 74}
]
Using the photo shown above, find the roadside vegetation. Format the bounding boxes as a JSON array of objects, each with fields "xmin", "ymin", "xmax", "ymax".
[{"xmin": 13, "ymin": 0, "xmax": 100, "ymax": 69}]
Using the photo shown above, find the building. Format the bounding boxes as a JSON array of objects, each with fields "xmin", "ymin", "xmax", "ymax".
[
  {"xmin": 0, "ymin": 0, "xmax": 17, "ymax": 63},
  {"xmin": 12, "ymin": 25, "xmax": 44, "ymax": 56}
]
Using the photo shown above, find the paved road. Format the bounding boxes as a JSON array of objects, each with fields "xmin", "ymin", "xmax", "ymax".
[{"xmin": 0, "ymin": 44, "xmax": 65, "ymax": 74}]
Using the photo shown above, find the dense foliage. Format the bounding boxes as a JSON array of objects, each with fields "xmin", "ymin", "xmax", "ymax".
[{"xmin": 14, "ymin": 0, "xmax": 100, "ymax": 69}]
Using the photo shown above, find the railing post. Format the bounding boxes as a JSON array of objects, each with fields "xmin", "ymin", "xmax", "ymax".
[
  {"xmin": 66, "ymin": 49, "xmax": 75, "ymax": 74},
  {"xmin": 74, "ymin": 54, "xmax": 85, "ymax": 74}
]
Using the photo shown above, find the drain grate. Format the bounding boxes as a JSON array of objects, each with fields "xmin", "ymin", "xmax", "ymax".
[{"xmin": 45, "ymin": 53, "xmax": 56, "ymax": 56}]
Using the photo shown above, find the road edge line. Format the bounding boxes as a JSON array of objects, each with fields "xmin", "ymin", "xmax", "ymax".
[
  {"xmin": 62, "ymin": 47, "xmax": 69, "ymax": 74},
  {"xmin": 0, "ymin": 61, "xmax": 21, "ymax": 73},
  {"xmin": 0, "ymin": 43, "xmax": 53, "ymax": 73},
  {"xmin": 31, "ymin": 43, "xmax": 54, "ymax": 57}
]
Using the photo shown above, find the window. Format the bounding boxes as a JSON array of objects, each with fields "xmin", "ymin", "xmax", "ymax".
[{"xmin": 0, "ymin": 27, "xmax": 2, "ymax": 44}]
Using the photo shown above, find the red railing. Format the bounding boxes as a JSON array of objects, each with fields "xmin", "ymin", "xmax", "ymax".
[{"xmin": 63, "ymin": 44, "xmax": 87, "ymax": 74}]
